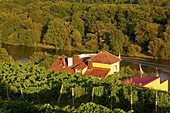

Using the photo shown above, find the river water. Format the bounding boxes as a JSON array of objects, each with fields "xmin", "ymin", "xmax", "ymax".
[{"xmin": 2, "ymin": 44, "xmax": 170, "ymax": 81}]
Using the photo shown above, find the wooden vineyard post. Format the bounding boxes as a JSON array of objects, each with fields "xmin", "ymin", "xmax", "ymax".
[
  {"xmin": 20, "ymin": 89, "xmax": 25, "ymax": 100},
  {"xmin": 110, "ymin": 89, "xmax": 113, "ymax": 110},
  {"xmin": 6, "ymin": 86, "xmax": 11, "ymax": 100},
  {"xmin": 72, "ymin": 87, "xmax": 74, "ymax": 106},
  {"xmin": 92, "ymin": 87, "xmax": 94, "ymax": 102},
  {"xmin": 57, "ymin": 83, "xmax": 63, "ymax": 106},
  {"xmin": 9, "ymin": 55, "xmax": 12, "ymax": 63},
  {"xmin": 130, "ymin": 91, "xmax": 133, "ymax": 110},
  {"xmin": 155, "ymin": 91, "xmax": 157, "ymax": 113}
]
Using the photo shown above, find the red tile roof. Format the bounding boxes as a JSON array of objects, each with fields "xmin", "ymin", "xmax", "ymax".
[
  {"xmin": 83, "ymin": 67, "xmax": 110, "ymax": 78},
  {"xmin": 124, "ymin": 76, "xmax": 161, "ymax": 86},
  {"xmin": 49, "ymin": 51, "xmax": 121, "ymax": 78},
  {"xmin": 88, "ymin": 50, "xmax": 122, "ymax": 64},
  {"xmin": 160, "ymin": 79, "xmax": 168, "ymax": 84},
  {"xmin": 49, "ymin": 57, "xmax": 84, "ymax": 74},
  {"xmin": 74, "ymin": 61, "xmax": 87, "ymax": 70}
]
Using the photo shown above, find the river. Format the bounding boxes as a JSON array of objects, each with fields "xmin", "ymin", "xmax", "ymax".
[{"xmin": 2, "ymin": 44, "xmax": 170, "ymax": 81}]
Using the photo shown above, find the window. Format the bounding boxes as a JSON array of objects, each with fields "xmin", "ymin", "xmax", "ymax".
[
  {"xmin": 114, "ymin": 65, "xmax": 117, "ymax": 73},
  {"xmin": 77, "ymin": 70, "xmax": 82, "ymax": 74}
]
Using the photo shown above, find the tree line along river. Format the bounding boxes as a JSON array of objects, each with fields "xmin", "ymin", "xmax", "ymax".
[{"xmin": 2, "ymin": 44, "xmax": 170, "ymax": 81}]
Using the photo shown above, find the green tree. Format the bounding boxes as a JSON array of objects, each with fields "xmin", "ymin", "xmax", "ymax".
[
  {"xmin": 0, "ymin": 14, "xmax": 42, "ymax": 46},
  {"xmin": 43, "ymin": 18, "xmax": 69, "ymax": 49},
  {"xmin": 69, "ymin": 29, "xmax": 84, "ymax": 50},
  {"xmin": 148, "ymin": 38, "xmax": 164, "ymax": 57},
  {"xmin": 0, "ymin": 44, "xmax": 9, "ymax": 62},
  {"xmin": 134, "ymin": 20, "xmax": 159, "ymax": 50},
  {"xmin": 30, "ymin": 52, "xmax": 59, "ymax": 69},
  {"xmin": 84, "ymin": 33, "xmax": 99, "ymax": 51},
  {"xmin": 128, "ymin": 44, "xmax": 141, "ymax": 56},
  {"xmin": 160, "ymin": 42, "xmax": 170, "ymax": 60},
  {"xmin": 29, "ymin": 10, "xmax": 44, "ymax": 24},
  {"xmin": 1, "ymin": 17, "xmax": 22, "ymax": 43},
  {"xmin": 18, "ymin": 29, "xmax": 39, "ymax": 46},
  {"xmin": 163, "ymin": 21, "xmax": 170, "ymax": 43},
  {"xmin": 109, "ymin": 28, "xmax": 126, "ymax": 54},
  {"xmin": 71, "ymin": 13, "xmax": 85, "ymax": 36},
  {"xmin": 160, "ymin": 23, "xmax": 170, "ymax": 60}
]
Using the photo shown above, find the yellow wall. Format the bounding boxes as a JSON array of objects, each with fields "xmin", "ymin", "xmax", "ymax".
[
  {"xmin": 75, "ymin": 67, "xmax": 88, "ymax": 75},
  {"xmin": 75, "ymin": 69, "xmax": 80, "ymax": 74},
  {"xmin": 159, "ymin": 80, "xmax": 168, "ymax": 92},
  {"xmin": 144, "ymin": 78, "xmax": 160, "ymax": 89},
  {"xmin": 110, "ymin": 62, "xmax": 120, "ymax": 74},
  {"xmin": 82, "ymin": 67, "xmax": 88, "ymax": 74},
  {"xmin": 75, "ymin": 60, "xmax": 120, "ymax": 77},
  {"xmin": 105, "ymin": 70, "xmax": 111, "ymax": 78},
  {"xmin": 92, "ymin": 62, "xmax": 120, "ymax": 75},
  {"xmin": 143, "ymin": 78, "xmax": 168, "ymax": 92},
  {"xmin": 92, "ymin": 62, "xmax": 111, "ymax": 68}
]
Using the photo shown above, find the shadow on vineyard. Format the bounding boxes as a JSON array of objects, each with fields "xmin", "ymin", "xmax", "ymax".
[{"xmin": 0, "ymin": 62, "xmax": 169, "ymax": 113}]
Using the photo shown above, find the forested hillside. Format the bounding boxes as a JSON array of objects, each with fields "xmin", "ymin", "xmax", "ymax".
[{"xmin": 0, "ymin": 0, "xmax": 169, "ymax": 60}]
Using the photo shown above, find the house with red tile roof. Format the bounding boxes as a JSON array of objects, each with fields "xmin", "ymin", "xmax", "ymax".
[
  {"xmin": 124, "ymin": 76, "xmax": 168, "ymax": 92},
  {"xmin": 49, "ymin": 57, "xmax": 84, "ymax": 74},
  {"xmin": 49, "ymin": 50, "xmax": 122, "ymax": 78}
]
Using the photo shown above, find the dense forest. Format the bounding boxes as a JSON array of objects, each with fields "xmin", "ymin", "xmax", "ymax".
[{"xmin": 0, "ymin": 0, "xmax": 169, "ymax": 60}]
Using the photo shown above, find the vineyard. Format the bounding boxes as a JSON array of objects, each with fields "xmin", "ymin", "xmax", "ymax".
[{"xmin": 0, "ymin": 61, "xmax": 169, "ymax": 113}]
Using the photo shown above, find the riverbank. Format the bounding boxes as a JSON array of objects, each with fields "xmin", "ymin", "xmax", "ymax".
[
  {"xmin": 1, "ymin": 43, "xmax": 168, "ymax": 60},
  {"xmin": 123, "ymin": 52, "xmax": 170, "ymax": 61},
  {"xmin": 125, "ymin": 53, "xmax": 155, "ymax": 60},
  {"xmin": 34, "ymin": 43, "xmax": 56, "ymax": 49},
  {"xmin": 35, "ymin": 43, "xmax": 94, "ymax": 53}
]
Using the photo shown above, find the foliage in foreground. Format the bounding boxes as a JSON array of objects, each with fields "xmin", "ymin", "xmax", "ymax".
[
  {"xmin": 0, "ymin": 101, "xmax": 134, "ymax": 113},
  {"xmin": 29, "ymin": 52, "xmax": 61, "ymax": 69},
  {"xmin": 0, "ymin": 61, "xmax": 169, "ymax": 113}
]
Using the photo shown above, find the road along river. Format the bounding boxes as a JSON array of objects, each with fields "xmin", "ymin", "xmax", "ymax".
[{"xmin": 121, "ymin": 57, "xmax": 170, "ymax": 81}]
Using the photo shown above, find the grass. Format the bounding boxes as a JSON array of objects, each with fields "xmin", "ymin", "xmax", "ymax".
[
  {"xmin": 35, "ymin": 43, "xmax": 94, "ymax": 52},
  {"xmin": 126, "ymin": 52, "xmax": 155, "ymax": 59},
  {"xmin": 34, "ymin": 43, "xmax": 56, "ymax": 49}
]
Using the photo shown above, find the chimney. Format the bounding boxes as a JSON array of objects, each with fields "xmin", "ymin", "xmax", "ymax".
[
  {"xmin": 63, "ymin": 58, "xmax": 66, "ymax": 68},
  {"xmin": 68, "ymin": 57, "xmax": 73, "ymax": 67},
  {"xmin": 88, "ymin": 60, "xmax": 93, "ymax": 70},
  {"xmin": 102, "ymin": 40, "xmax": 105, "ymax": 51}
]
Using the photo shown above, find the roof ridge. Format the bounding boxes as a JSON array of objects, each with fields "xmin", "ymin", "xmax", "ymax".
[
  {"xmin": 105, "ymin": 51, "xmax": 112, "ymax": 64},
  {"xmin": 88, "ymin": 53, "xmax": 96, "ymax": 60},
  {"xmin": 88, "ymin": 50, "xmax": 122, "ymax": 64},
  {"xmin": 49, "ymin": 57, "xmax": 62, "ymax": 69},
  {"xmin": 160, "ymin": 79, "xmax": 168, "ymax": 84},
  {"xmin": 141, "ymin": 76, "xmax": 161, "ymax": 86}
]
